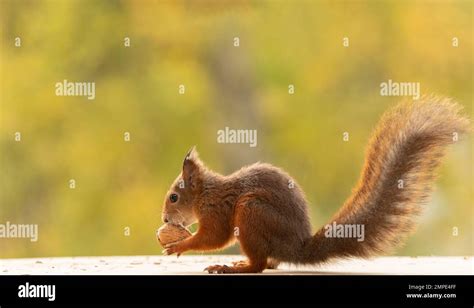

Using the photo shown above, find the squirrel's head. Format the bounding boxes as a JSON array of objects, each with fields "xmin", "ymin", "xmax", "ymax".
[{"xmin": 162, "ymin": 147, "xmax": 203, "ymax": 227}]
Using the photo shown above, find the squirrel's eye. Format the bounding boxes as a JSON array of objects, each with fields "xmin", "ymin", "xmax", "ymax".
[{"xmin": 169, "ymin": 193, "xmax": 178, "ymax": 203}]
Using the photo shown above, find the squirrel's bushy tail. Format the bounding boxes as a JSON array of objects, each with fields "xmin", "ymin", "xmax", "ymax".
[{"xmin": 303, "ymin": 96, "xmax": 470, "ymax": 264}]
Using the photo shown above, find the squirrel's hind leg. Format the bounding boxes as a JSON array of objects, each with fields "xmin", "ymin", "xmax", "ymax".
[
  {"xmin": 231, "ymin": 258, "xmax": 279, "ymax": 269},
  {"xmin": 205, "ymin": 259, "xmax": 267, "ymax": 274},
  {"xmin": 231, "ymin": 260, "xmax": 248, "ymax": 267},
  {"xmin": 204, "ymin": 240, "xmax": 268, "ymax": 273},
  {"xmin": 205, "ymin": 194, "xmax": 274, "ymax": 274}
]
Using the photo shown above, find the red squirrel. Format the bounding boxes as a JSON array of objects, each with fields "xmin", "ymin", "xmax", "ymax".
[{"xmin": 161, "ymin": 96, "xmax": 470, "ymax": 273}]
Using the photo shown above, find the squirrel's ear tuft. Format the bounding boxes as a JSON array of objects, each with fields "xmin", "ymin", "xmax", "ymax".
[
  {"xmin": 182, "ymin": 146, "xmax": 200, "ymax": 190},
  {"xmin": 183, "ymin": 146, "xmax": 199, "ymax": 163}
]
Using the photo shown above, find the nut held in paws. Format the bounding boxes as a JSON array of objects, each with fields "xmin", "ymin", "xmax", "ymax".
[{"xmin": 156, "ymin": 223, "xmax": 192, "ymax": 247}]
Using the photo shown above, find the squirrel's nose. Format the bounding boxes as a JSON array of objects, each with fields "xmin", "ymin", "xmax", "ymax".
[{"xmin": 164, "ymin": 218, "xmax": 169, "ymax": 223}]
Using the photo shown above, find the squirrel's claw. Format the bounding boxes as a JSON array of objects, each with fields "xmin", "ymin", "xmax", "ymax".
[
  {"xmin": 162, "ymin": 242, "xmax": 182, "ymax": 257},
  {"xmin": 204, "ymin": 264, "xmax": 234, "ymax": 274}
]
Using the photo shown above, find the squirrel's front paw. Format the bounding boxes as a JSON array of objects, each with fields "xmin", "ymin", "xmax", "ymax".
[{"xmin": 162, "ymin": 242, "xmax": 186, "ymax": 256}]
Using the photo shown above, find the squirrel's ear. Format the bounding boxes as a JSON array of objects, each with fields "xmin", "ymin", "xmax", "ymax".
[
  {"xmin": 182, "ymin": 146, "xmax": 200, "ymax": 189},
  {"xmin": 183, "ymin": 146, "xmax": 198, "ymax": 162}
]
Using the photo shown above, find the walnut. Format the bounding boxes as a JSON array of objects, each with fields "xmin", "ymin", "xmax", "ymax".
[{"xmin": 156, "ymin": 224, "xmax": 192, "ymax": 246}]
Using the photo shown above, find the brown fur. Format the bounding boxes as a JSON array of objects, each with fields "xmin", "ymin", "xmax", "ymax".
[{"xmin": 162, "ymin": 96, "xmax": 470, "ymax": 273}]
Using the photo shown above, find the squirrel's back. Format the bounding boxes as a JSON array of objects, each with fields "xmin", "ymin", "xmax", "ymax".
[{"xmin": 227, "ymin": 162, "xmax": 314, "ymax": 258}]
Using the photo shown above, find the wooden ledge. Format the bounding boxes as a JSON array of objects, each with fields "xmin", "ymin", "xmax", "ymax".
[{"xmin": 0, "ymin": 256, "xmax": 472, "ymax": 275}]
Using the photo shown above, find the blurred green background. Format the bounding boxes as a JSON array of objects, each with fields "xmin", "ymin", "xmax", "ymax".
[{"xmin": 0, "ymin": 0, "xmax": 472, "ymax": 258}]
